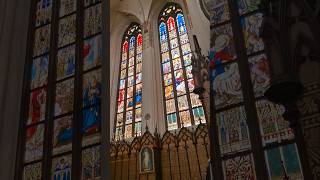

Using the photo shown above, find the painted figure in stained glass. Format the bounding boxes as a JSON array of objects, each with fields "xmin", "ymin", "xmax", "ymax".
[
  {"xmin": 209, "ymin": 24, "xmax": 236, "ymax": 68},
  {"xmin": 31, "ymin": 55, "xmax": 48, "ymax": 89},
  {"xmin": 25, "ymin": 124, "xmax": 44, "ymax": 163},
  {"xmin": 84, "ymin": 35, "xmax": 102, "ymax": 70},
  {"xmin": 82, "ymin": 146, "xmax": 101, "ymax": 179},
  {"xmin": 82, "ymin": 106, "xmax": 101, "ymax": 136},
  {"xmin": 36, "ymin": 0, "xmax": 52, "ymax": 26},
  {"xmin": 83, "ymin": 70, "xmax": 102, "ymax": 107},
  {"xmin": 33, "ymin": 25, "xmax": 51, "ymax": 57},
  {"xmin": 84, "ymin": 0, "xmax": 101, "ymax": 7},
  {"xmin": 57, "ymin": 46, "xmax": 75, "ymax": 80},
  {"xmin": 211, "ymin": 63, "xmax": 243, "ymax": 108},
  {"xmin": 241, "ymin": 13, "xmax": 264, "ymax": 54},
  {"xmin": 52, "ymin": 156, "xmax": 72, "ymax": 180},
  {"xmin": 249, "ymin": 54, "xmax": 270, "ymax": 97},
  {"xmin": 28, "ymin": 88, "xmax": 47, "ymax": 125},
  {"xmin": 55, "ymin": 79, "xmax": 74, "ymax": 116},
  {"xmin": 53, "ymin": 116, "xmax": 73, "ymax": 155}
]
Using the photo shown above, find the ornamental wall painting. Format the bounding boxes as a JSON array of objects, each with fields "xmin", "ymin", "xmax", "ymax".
[
  {"xmin": 265, "ymin": 144, "xmax": 303, "ymax": 180},
  {"xmin": 58, "ymin": 14, "xmax": 76, "ymax": 47},
  {"xmin": 83, "ymin": 35, "xmax": 102, "ymax": 71},
  {"xmin": 248, "ymin": 54, "xmax": 270, "ymax": 97},
  {"xmin": 211, "ymin": 63, "xmax": 243, "ymax": 109},
  {"xmin": 140, "ymin": 146, "xmax": 155, "ymax": 173},
  {"xmin": 84, "ymin": 3, "xmax": 102, "ymax": 37},
  {"xmin": 35, "ymin": 0, "xmax": 52, "ymax": 27},
  {"xmin": 31, "ymin": 55, "xmax": 48, "ymax": 89},
  {"xmin": 241, "ymin": 13, "xmax": 265, "ymax": 55},
  {"xmin": 208, "ymin": 0, "xmax": 230, "ymax": 25},
  {"xmin": 222, "ymin": 155, "xmax": 256, "ymax": 180},
  {"xmin": 216, "ymin": 106, "xmax": 251, "ymax": 155},
  {"xmin": 82, "ymin": 105, "xmax": 101, "ymax": 147},
  {"xmin": 59, "ymin": 0, "xmax": 77, "ymax": 17},
  {"xmin": 24, "ymin": 124, "xmax": 44, "ymax": 163},
  {"xmin": 54, "ymin": 79, "xmax": 74, "ymax": 116},
  {"xmin": 237, "ymin": 0, "xmax": 260, "ymax": 15},
  {"xmin": 210, "ymin": 24, "xmax": 236, "ymax": 67},
  {"xmin": 56, "ymin": 45, "xmax": 75, "ymax": 80},
  {"xmin": 27, "ymin": 88, "xmax": 47, "ymax": 125},
  {"xmin": 51, "ymin": 155, "xmax": 72, "ymax": 180},
  {"xmin": 256, "ymin": 100, "xmax": 294, "ymax": 146},
  {"xmin": 82, "ymin": 146, "xmax": 101, "ymax": 179},
  {"xmin": 83, "ymin": 69, "xmax": 102, "ymax": 107},
  {"xmin": 52, "ymin": 115, "xmax": 73, "ymax": 155},
  {"xmin": 23, "ymin": 162, "xmax": 42, "ymax": 180},
  {"xmin": 33, "ymin": 24, "xmax": 51, "ymax": 57},
  {"xmin": 84, "ymin": 0, "xmax": 101, "ymax": 7}
]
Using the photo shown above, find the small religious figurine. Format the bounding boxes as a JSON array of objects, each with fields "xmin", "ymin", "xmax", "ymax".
[{"xmin": 140, "ymin": 146, "xmax": 154, "ymax": 173}]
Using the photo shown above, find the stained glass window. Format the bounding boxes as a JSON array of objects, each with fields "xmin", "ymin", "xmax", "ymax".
[
  {"xmin": 209, "ymin": 0, "xmax": 303, "ymax": 179},
  {"xmin": 19, "ymin": 0, "xmax": 102, "ymax": 179},
  {"xmin": 114, "ymin": 23, "xmax": 143, "ymax": 140},
  {"xmin": 159, "ymin": 3, "xmax": 207, "ymax": 130}
]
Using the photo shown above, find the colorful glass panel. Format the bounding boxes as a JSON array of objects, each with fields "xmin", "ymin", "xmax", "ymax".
[
  {"xmin": 83, "ymin": 69, "xmax": 102, "ymax": 107},
  {"xmin": 83, "ymin": 35, "xmax": 102, "ymax": 70},
  {"xmin": 23, "ymin": 162, "xmax": 42, "ymax": 180},
  {"xmin": 55, "ymin": 79, "xmax": 74, "ymax": 116},
  {"xmin": 33, "ymin": 24, "xmax": 51, "ymax": 57},
  {"xmin": 216, "ymin": 106, "xmax": 251, "ymax": 155},
  {"xmin": 256, "ymin": 100, "xmax": 294, "ymax": 146},
  {"xmin": 84, "ymin": 3, "xmax": 102, "ymax": 37},
  {"xmin": 31, "ymin": 55, "xmax": 49, "ymax": 89},
  {"xmin": 249, "ymin": 54, "xmax": 270, "ymax": 97},
  {"xmin": 51, "ymin": 155, "xmax": 72, "ymax": 180},
  {"xmin": 241, "ymin": 13, "xmax": 264, "ymax": 54},
  {"xmin": 208, "ymin": 0, "xmax": 230, "ymax": 25},
  {"xmin": 209, "ymin": 23, "xmax": 236, "ymax": 66},
  {"xmin": 237, "ymin": 0, "xmax": 260, "ymax": 15},
  {"xmin": 58, "ymin": 14, "xmax": 76, "ymax": 47},
  {"xmin": 211, "ymin": 63, "xmax": 243, "ymax": 109},
  {"xmin": 53, "ymin": 115, "xmax": 73, "ymax": 155},
  {"xmin": 28, "ymin": 88, "xmax": 47, "ymax": 125},
  {"xmin": 84, "ymin": 0, "xmax": 101, "ymax": 7},
  {"xmin": 59, "ymin": 0, "xmax": 77, "ymax": 17},
  {"xmin": 24, "ymin": 123, "xmax": 44, "ymax": 163},
  {"xmin": 57, "ymin": 45, "xmax": 75, "ymax": 80},
  {"xmin": 35, "ymin": 0, "xmax": 52, "ymax": 27},
  {"xmin": 82, "ymin": 106, "xmax": 101, "ymax": 147},
  {"xmin": 82, "ymin": 146, "xmax": 101, "ymax": 179},
  {"xmin": 222, "ymin": 155, "xmax": 256, "ymax": 179}
]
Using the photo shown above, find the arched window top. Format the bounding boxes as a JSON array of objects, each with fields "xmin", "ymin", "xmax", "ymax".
[{"xmin": 115, "ymin": 23, "xmax": 143, "ymax": 140}]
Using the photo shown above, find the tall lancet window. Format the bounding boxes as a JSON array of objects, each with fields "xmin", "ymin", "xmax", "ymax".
[
  {"xmin": 115, "ymin": 23, "xmax": 143, "ymax": 140},
  {"xmin": 158, "ymin": 3, "xmax": 206, "ymax": 131}
]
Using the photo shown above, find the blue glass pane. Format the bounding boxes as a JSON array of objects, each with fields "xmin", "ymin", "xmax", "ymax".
[
  {"xmin": 176, "ymin": 14, "xmax": 186, "ymax": 35},
  {"xmin": 159, "ymin": 22, "xmax": 167, "ymax": 42},
  {"xmin": 129, "ymin": 36, "xmax": 136, "ymax": 49},
  {"xmin": 282, "ymin": 144, "xmax": 301, "ymax": 176},
  {"xmin": 82, "ymin": 106, "xmax": 101, "ymax": 134},
  {"xmin": 266, "ymin": 148, "xmax": 282, "ymax": 178}
]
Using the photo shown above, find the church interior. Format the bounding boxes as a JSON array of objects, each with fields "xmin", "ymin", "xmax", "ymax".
[{"xmin": 0, "ymin": 0, "xmax": 319, "ymax": 179}]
